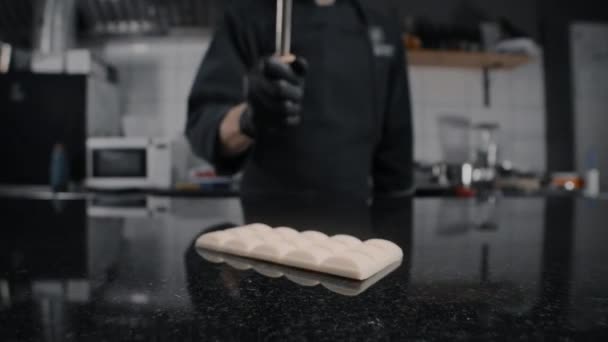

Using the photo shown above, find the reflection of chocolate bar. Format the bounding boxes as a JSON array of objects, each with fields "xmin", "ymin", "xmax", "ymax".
[
  {"xmin": 196, "ymin": 224, "xmax": 404, "ymax": 280},
  {"xmin": 198, "ymin": 249, "xmax": 402, "ymax": 297}
]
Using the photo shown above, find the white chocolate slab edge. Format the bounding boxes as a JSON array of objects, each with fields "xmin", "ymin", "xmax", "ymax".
[{"xmin": 195, "ymin": 224, "xmax": 403, "ymax": 280}]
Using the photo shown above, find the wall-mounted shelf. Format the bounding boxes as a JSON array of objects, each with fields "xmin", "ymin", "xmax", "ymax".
[
  {"xmin": 406, "ymin": 49, "xmax": 533, "ymax": 107},
  {"xmin": 407, "ymin": 49, "xmax": 531, "ymax": 69}
]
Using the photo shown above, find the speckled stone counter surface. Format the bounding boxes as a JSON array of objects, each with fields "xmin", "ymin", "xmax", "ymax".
[{"xmin": 1, "ymin": 195, "xmax": 607, "ymax": 341}]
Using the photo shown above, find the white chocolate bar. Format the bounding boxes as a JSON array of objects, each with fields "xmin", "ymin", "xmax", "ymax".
[{"xmin": 195, "ymin": 224, "xmax": 403, "ymax": 280}]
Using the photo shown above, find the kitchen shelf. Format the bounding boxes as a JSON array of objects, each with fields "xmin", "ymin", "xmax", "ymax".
[{"xmin": 407, "ymin": 49, "xmax": 531, "ymax": 69}]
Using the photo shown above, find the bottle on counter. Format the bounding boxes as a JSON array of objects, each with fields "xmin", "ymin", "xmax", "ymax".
[
  {"xmin": 585, "ymin": 148, "xmax": 601, "ymax": 197},
  {"xmin": 50, "ymin": 143, "xmax": 70, "ymax": 193}
]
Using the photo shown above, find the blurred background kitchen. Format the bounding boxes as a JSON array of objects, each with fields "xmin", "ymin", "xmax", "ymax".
[
  {"xmin": 0, "ymin": 0, "xmax": 606, "ymax": 197},
  {"xmin": 2, "ymin": 2, "xmax": 608, "ymax": 339}
]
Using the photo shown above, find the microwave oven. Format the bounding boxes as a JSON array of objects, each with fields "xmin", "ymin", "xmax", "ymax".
[{"xmin": 86, "ymin": 138, "xmax": 172, "ymax": 190}]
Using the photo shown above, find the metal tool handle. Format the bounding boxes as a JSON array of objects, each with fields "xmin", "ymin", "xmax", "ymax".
[
  {"xmin": 275, "ymin": 0, "xmax": 293, "ymax": 56},
  {"xmin": 0, "ymin": 43, "xmax": 12, "ymax": 73}
]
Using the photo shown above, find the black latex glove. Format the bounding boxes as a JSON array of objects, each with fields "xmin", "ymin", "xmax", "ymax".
[{"xmin": 240, "ymin": 56, "xmax": 308, "ymax": 138}]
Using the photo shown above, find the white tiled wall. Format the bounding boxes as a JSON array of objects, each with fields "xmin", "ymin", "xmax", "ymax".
[
  {"xmin": 410, "ymin": 58, "xmax": 547, "ymax": 172},
  {"xmin": 92, "ymin": 33, "xmax": 547, "ymax": 173},
  {"xmin": 93, "ymin": 33, "xmax": 212, "ymax": 139}
]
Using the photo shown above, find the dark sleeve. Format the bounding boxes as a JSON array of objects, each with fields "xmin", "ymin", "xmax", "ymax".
[
  {"xmin": 185, "ymin": 9, "xmax": 253, "ymax": 175},
  {"xmin": 372, "ymin": 23, "xmax": 415, "ymax": 198}
]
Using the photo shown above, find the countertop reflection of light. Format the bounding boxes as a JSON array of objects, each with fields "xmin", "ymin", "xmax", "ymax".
[
  {"xmin": 130, "ymin": 293, "xmax": 150, "ymax": 305},
  {"xmin": 0, "ymin": 186, "xmax": 87, "ymax": 200},
  {"xmin": 0, "ymin": 280, "xmax": 10, "ymax": 307}
]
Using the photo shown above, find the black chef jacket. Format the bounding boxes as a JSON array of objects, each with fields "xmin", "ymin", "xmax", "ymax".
[{"xmin": 186, "ymin": 0, "xmax": 413, "ymax": 201}]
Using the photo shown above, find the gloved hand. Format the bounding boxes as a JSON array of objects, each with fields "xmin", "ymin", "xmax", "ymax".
[{"xmin": 240, "ymin": 56, "xmax": 308, "ymax": 138}]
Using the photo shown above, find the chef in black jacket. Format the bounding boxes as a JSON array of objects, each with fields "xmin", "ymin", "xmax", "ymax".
[{"xmin": 186, "ymin": 0, "xmax": 413, "ymax": 202}]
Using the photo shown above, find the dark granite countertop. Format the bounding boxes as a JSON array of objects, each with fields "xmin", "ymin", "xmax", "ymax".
[{"xmin": 1, "ymin": 194, "xmax": 607, "ymax": 341}]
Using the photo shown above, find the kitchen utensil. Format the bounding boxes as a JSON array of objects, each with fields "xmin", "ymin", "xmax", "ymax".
[
  {"xmin": 0, "ymin": 42, "xmax": 11, "ymax": 73},
  {"xmin": 276, "ymin": 0, "xmax": 293, "ymax": 56}
]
